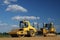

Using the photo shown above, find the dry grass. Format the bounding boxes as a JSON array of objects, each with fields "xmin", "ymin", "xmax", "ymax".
[{"xmin": 0, "ymin": 35, "xmax": 60, "ymax": 40}]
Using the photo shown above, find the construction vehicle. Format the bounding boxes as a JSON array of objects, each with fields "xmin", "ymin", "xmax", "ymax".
[
  {"xmin": 40, "ymin": 22, "xmax": 56, "ymax": 37},
  {"xmin": 8, "ymin": 20, "xmax": 37, "ymax": 37}
]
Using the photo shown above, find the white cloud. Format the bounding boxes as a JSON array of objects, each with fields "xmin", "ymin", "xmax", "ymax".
[
  {"xmin": 0, "ymin": 21, "xmax": 2, "ymax": 23},
  {"xmin": 4, "ymin": 0, "xmax": 17, "ymax": 5},
  {"xmin": 48, "ymin": 18, "xmax": 54, "ymax": 22},
  {"xmin": 48, "ymin": 18, "xmax": 51, "ymax": 21},
  {"xmin": 4, "ymin": 0, "xmax": 10, "ymax": 5},
  {"xmin": 6, "ymin": 5, "xmax": 28, "ymax": 12},
  {"xmin": 12, "ymin": 16, "xmax": 40, "ymax": 21},
  {"xmin": 11, "ymin": 25, "xmax": 19, "ymax": 27},
  {"xmin": 0, "ymin": 21, "xmax": 8, "ymax": 26},
  {"xmin": 33, "ymin": 22, "xmax": 38, "ymax": 24},
  {"xmin": 0, "ymin": 23, "xmax": 8, "ymax": 26}
]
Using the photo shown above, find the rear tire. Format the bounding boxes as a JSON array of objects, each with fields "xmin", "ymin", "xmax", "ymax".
[
  {"xmin": 27, "ymin": 30, "xmax": 35, "ymax": 37},
  {"xmin": 18, "ymin": 35, "xmax": 25, "ymax": 37}
]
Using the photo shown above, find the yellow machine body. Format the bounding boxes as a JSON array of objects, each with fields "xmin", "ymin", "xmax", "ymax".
[
  {"xmin": 8, "ymin": 20, "xmax": 37, "ymax": 37},
  {"xmin": 40, "ymin": 23, "xmax": 56, "ymax": 37}
]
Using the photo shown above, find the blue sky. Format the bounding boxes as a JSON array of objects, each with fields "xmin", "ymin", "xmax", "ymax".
[{"xmin": 0, "ymin": 0, "xmax": 60, "ymax": 33}]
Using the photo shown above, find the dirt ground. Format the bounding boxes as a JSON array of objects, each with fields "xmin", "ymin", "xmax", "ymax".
[{"xmin": 0, "ymin": 35, "xmax": 60, "ymax": 40}]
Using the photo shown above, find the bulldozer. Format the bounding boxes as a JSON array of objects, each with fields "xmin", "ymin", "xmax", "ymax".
[
  {"xmin": 8, "ymin": 20, "xmax": 37, "ymax": 37},
  {"xmin": 40, "ymin": 22, "xmax": 56, "ymax": 37}
]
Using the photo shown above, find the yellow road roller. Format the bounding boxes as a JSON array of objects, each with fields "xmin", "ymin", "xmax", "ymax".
[{"xmin": 8, "ymin": 20, "xmax": 37, "ymax": 37}]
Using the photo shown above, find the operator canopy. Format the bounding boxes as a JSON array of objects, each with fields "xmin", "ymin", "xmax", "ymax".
[{"xmin": 19, "ymin": 21, "xmax": 28, "ymax": 28}]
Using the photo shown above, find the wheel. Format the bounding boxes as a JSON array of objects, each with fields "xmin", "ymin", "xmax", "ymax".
[
  {"xmin": 18, "ymin": 34, "xmax": 25, "ymax": 37},
  {"xmin": 27, "ymin": 30, "xmax": 35, "ymax": 37}
]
